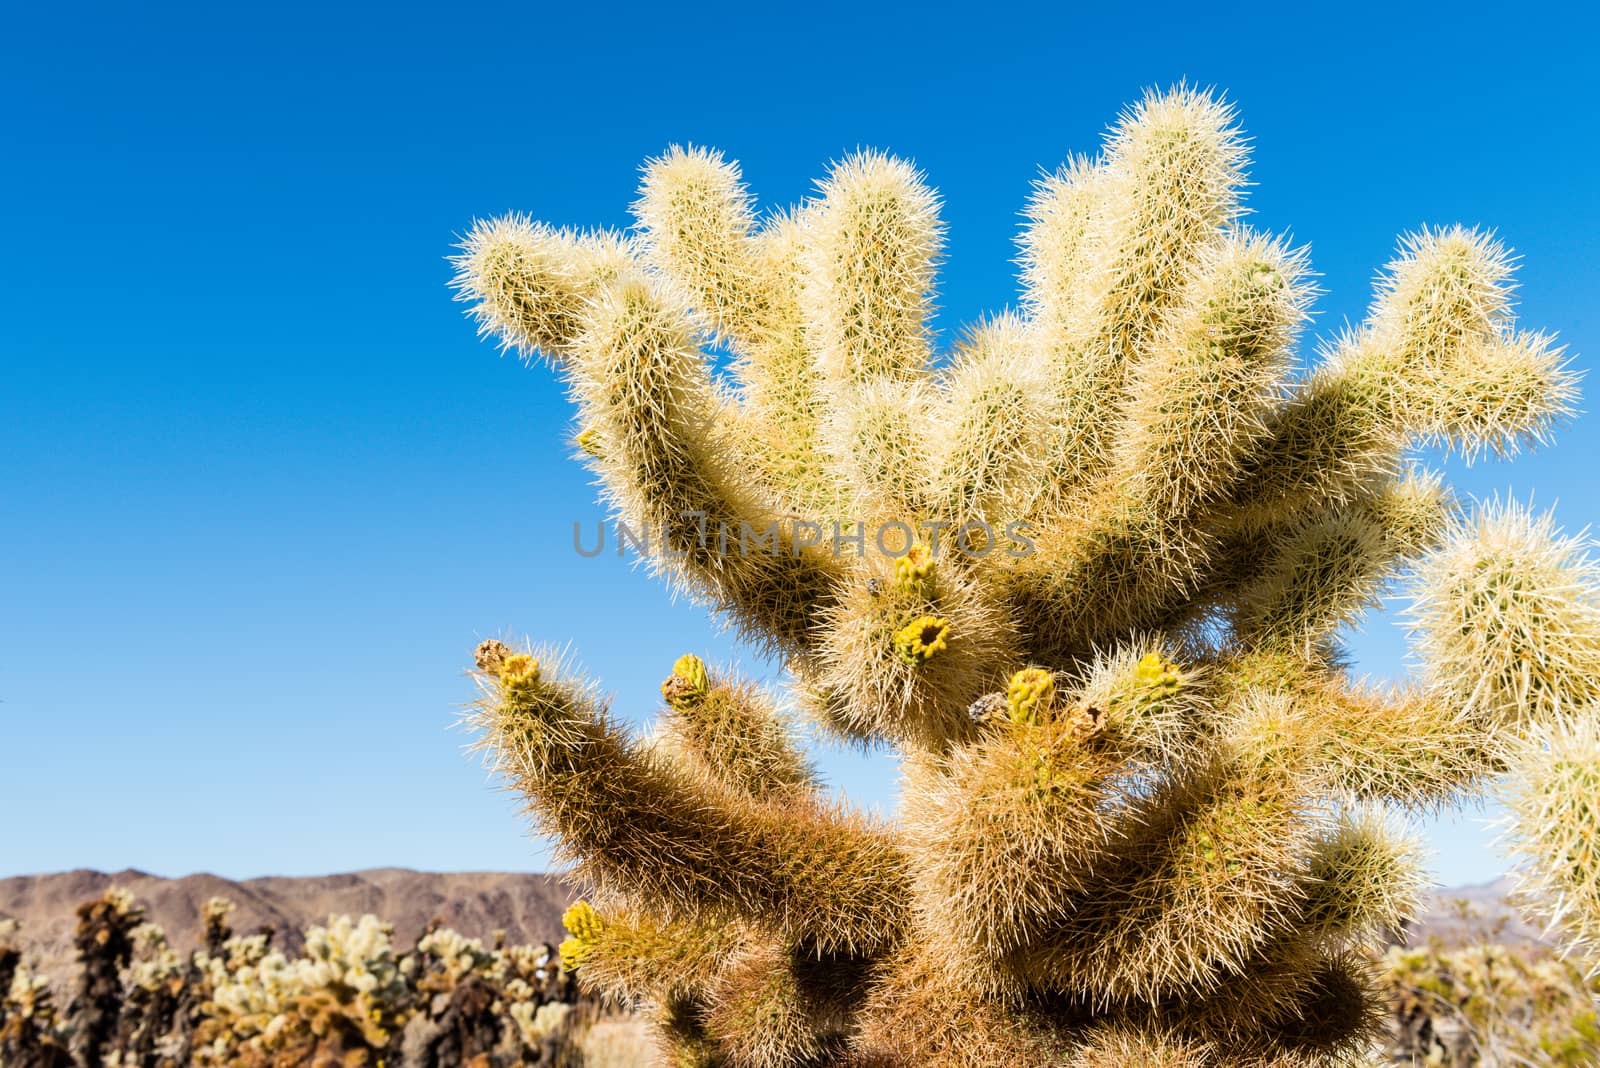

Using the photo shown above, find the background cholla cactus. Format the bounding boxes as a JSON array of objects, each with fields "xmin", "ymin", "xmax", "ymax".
[
  {"xmin": 451, "ymin": 86, "xmax": 1592, "ymax": 1066},
  {"xmin": 68, "ymin": 890, "xmax": 144, "ymax": 1068},
  {"xmin": 189, "ymin": 901, "xmax": 591, "ymax": 1067},
  {"xmin": 194, "ymin": 912, "xmax": 412, "ymax": 1066},
  {"xmin": 200, "ymin": 897, "xmax": 235, "ymax": 959},
  {"xmin": 2, "ymin": 918, "xmax": 75, "ymax": 1068},
  {"xmin": 0, "ymin": 890, "xmax": 604, "ymax": 1068},
  {"xmin": 112, "ymin": 918, "xmax": 193, "ymax": 1067},
  {"xmin": 1380, "ymin": 900, "xmax": 1600, "ymax": 1066},
  {"xmin": 399, "ymin": 922, "xmax": 573, "ymax": 1065}
]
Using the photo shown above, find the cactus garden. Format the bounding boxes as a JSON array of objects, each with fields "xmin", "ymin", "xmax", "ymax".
[{"xmin": 0, "ymin": 887, "xmax": 611, "ymax": 1068}]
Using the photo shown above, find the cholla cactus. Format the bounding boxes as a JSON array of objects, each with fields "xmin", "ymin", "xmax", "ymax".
[
  {"xmin": 199, "ymin": 898, "xmax": 234, "ymax": 960},
  {"xmin": 69, "ymin": 889, "xmax": 145, "ymax": 1068},
  {"xmin": 1, "ymin": 890, "xmax": 597, "ymax": 1068},
  {"xmin": 402, "ymin": 923, "xmax": 575, "ymax": 1065},
  {"xmin": 0, "ymin": 919, "xmax": 21, "ymax": 1021},
  {"xmin": 1, "ymin": 919, "xmax": 74, "ymax": 1068},
  {"xmin": 452, "ymin": 86, "xmax": 1589, "ymax": 1066},
  {"xmin": 195, "ymin": 913, "xmax": 413, "ymax": 1066},
  {"xmin": 113, "ymin": 920, "xmax": 193, "ymax": 1067},
  {"xmin": 1380, "ymin": 900, "xmax": 1600, "ymax": 1066}
]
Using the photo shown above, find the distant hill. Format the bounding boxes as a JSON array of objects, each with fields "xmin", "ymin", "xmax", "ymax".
[
  {"xmin": 1404, "ymin": 876, "xmax": 1544, "ymax": 947},
  {"xmin": 0, "ymin": 868, "xmax": 574, "ymax": 992}
]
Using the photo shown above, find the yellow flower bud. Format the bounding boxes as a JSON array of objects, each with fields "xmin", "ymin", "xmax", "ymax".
[
  {"xmin": 661, "ymin": 653, "xmax": 710, "ymax": 706},
  {"xmin": 1134, "ymin": 651, "xmax": 1182, "ymax": 701},
  {"xmin": 498, "ymin": 653, "xmax": 542, "ymax": 696},
  {"xmin": 893, "ymin": 541, "xmax": 936, "ymax": 594},
  {"xmin": 559, "ymin": 900, "xmax": 603, "ymax": 970},
  {"xmin": 1006, "ymin": 667, "xmax": 1056, "ymax": 725}
]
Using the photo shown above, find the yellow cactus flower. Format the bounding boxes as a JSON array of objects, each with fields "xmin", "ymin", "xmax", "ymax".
[
  {"xmin": 893, "ymin": 615, "xmax": 950, "ymax": 666},
  {"xmin": 575, "ymin": 426, "xmax": 602, "ymax": 457}
]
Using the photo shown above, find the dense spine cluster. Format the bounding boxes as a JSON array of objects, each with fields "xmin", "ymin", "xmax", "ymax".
[{"xmin": 451, "ymin": 87, "xmax": 1591, "ymax": 1066}]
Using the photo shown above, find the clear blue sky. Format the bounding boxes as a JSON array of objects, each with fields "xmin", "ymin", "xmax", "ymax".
[{"xmin": 3, "ymin": 1, "xmax": 1595, "ymax": 888}]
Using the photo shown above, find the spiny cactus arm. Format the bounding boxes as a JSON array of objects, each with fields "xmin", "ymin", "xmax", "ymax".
[
  {"xmin": 1020, "ymin": 87, "xmax": 1248, "ymax": 512},
  {"xmin": 703, "ymin": 957, "xmax": 825, "ymax": 1068},
  {"xmin": 1061, "ymin": 1023, "xmax": 1213, "ymax": 1068},
  {"xmin": 557, "ymin": 900, "xmax": 747, "ymax": 1005},
  {"xmin": 1296, "ymin": 809, "xmax": 1427, "ymax": 952},
  {"xmin": 651, "ymin": 996, "xmax": 725, "ymax": 1068},
  {"xmin": 1109, "ymin": 231, "xmax": 1312, "ymax": 514},
  {"xmin": 1017, "ymin": 157, "xmax": 1116, "ymax": 508},
  {"xmin": 1003, "ymin": 500, "xmax": 1184, "ymax": 665},
  {"xmin": 796, "ymin": 154, "xmax": 946, "ymax": 527},
  {"xmin": 633, "ymin": 151, "xmax": 842, "ymax": 521},
  {"xmin": 1143, "ymin": 469, "xmax": 1451, "ymax": 653},
  {"xmin": 567, "ymin": 275, "xmax": 843, "ymax": 653},
  {"xmin": 450, "ymin": 217, "xmax": 634, "ymax": 364},
  {"xmin": 656, "ymin": 654, "xmax": 820, "ymax": 802},
  {"xmin": 1230, "ymin": 470, "xmax": 1455, "ymax": 656},
  {"xmin": 741, "ymin": 211, "xmax": 839, "ymax": 517},
  {"xmin": 1187, "ymin": 949, "xmax": 1385, "ymax": 1065},
  {"xmin": 1407, "ymin": 500, "xmax": 1600, "ymax": 734},
  {"xmin": 1018, "ymin": 156, "xmax": 1104, "ymax": 364},
  {"xmin": 588, "ymin": 920, "xmax": 866, "ymax": 1068},
  {"xmin": 565, "ymin": 903, "xmax": 864, "ymax": 1068},
  {"xmin": 1220, "ymin": 653, "xmax": 1493, "ymax": 808},
  {"xmin": 1369, "ymin": 225, "xmax": 1515, "ymax": 371},
  {"xmin": 801, "ymin": 152, "xmax": 941, "ymax": 387},
  {"xmin": 1006, "ymin": 231, "xmax": 1312, "ymax": 658},
  {"xmin": 1091, "ymin": 86, "xmax": 1247, "ymax": 373},
  {"xmin": 822, "ymin": 377, "xmax": 934, "ymax": 524},
  {"xmin": 1499, "ymin": 713, "xmax": 1600, "ymax": 969},
  {"xmin": 1410, "ymin": 327, "xmax": 1577, "ymax": 461},
  {"xmin": 1222, "ymin": 345, "xmax": 1404, "ymax": 532},
  {"xmin": 926, "ymin": 314, "xmax": 1060, "ymax": 539},
  {"xmin": 633, "ymin": 145, "xmax": 768, "ymax": 346},
  {"xmin": 851, "ymin": 941, "xmax": 1077, "ymax": 1068},
  {"xmin": 1004, "ymin": 754, "xmax": 1312, "ymax": 1005},
  {"xmin": 1228, "ymin": 229, "xmax": 1577, "ymax": 530},
  {"xmin": 470, "ymin": 643, "xmax": 910, "ymax": 954},
  {"xmin": 1155, "ymin": 933, "xmax": 1325, "ymax": 1052},
  {"xmin": 700, "ymin": 942, "xmax": 861, "ymax": 1068},
  {"xmin": 902, "ymin": 721, "xmax": 1125, "ymax": 958}
]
